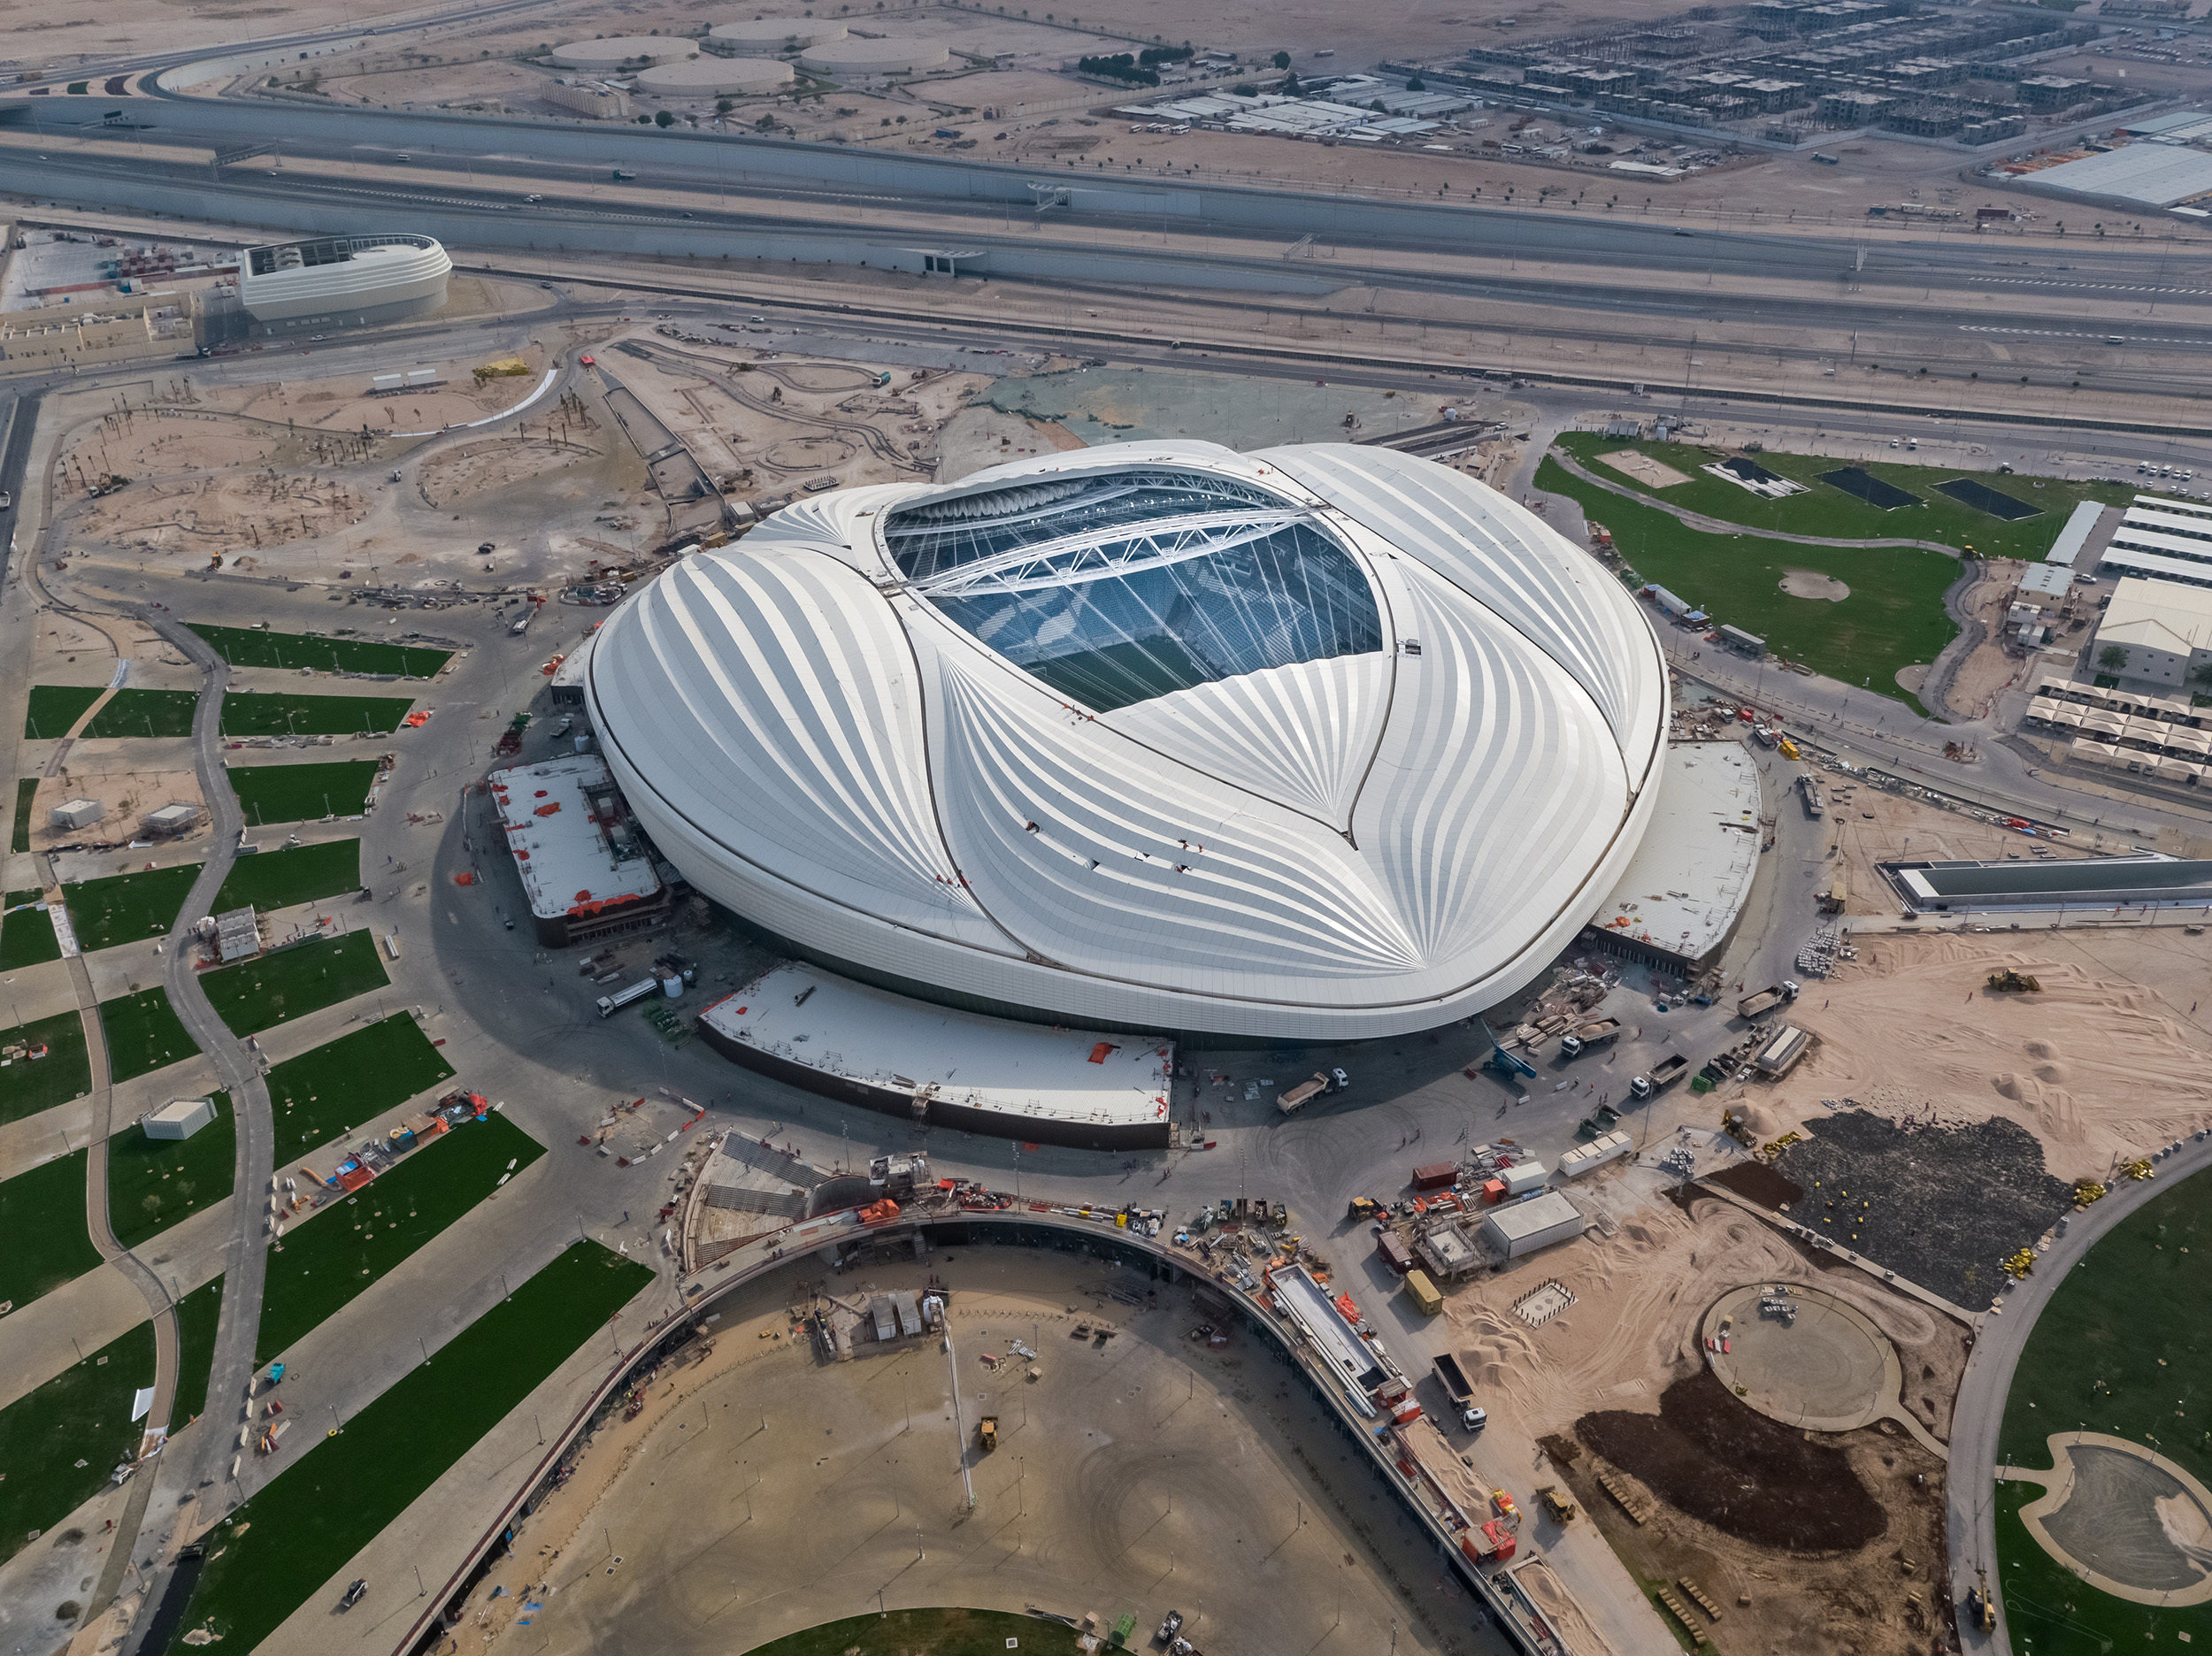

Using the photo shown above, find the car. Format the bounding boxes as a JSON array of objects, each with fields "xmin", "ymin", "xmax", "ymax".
[
  {"xmin": 680, "ymin": 211, "xmax": 693, "ymax": 218},
  {"xmin": 1331, "ymin": 1067, "xmax": 1350, "ymax": 1090},
  {"xmin": 341, "ymin": 1579, "xmax": 368, "ymax": 1610},
  {"xmin": 749, "ymin": 315, "xmax": 765, "ymax": 323},
  {"xmin": 525, "ymin": 193, "xmax": 543, "ymax": 203},
  {"xmin": 310, "ymin": 334, "xmax": 326, "ymax": 341},
  {"xmin": 0, "ymin": 491, "xmax": 11, "ymax": 510},
  {"xmin": 1463, "ymin": 1406, "xmax": 1488, "ymax": 1431},
  {"xmin": 579, "ymin": 355, "xmax": 595, "ymax": 367},
  {"xmin": 479, "ymin": 542, "xmax": 496, "ymax": 554}
]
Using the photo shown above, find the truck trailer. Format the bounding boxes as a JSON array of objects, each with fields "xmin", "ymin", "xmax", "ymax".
[
  {"xmin": 595, "ymin": 977, "xmax": 660, "ymax": 1017},
  {"xmin": 1738, "ymin": 981, "xmax": 1799, "ymax": 1019},
  {"xmin": 1278, "ymin": 1071, "xmax": 1331, "ymax": 1115}
]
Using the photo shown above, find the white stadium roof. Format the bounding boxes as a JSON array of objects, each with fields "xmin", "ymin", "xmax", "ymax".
[{"xmin": 588, "ymin": 441, "xmax": 1670, "ymax": 1039}]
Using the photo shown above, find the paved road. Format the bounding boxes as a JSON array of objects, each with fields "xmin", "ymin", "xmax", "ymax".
[{"xmin": 1946, "ymin": 1137, "xmax": 2212, "ymax": 1655}]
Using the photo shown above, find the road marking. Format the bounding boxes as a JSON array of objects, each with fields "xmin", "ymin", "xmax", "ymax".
[
  {"xmin": 1968, "ymin": 276, "xmax": 2212, "ymax": 297},
  {"xmin": 1958, "ymin": 326, "xmax": 2206, "ymax": 345}
]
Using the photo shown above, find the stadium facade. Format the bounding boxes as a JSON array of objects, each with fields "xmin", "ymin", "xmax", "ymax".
[
  {"xmin": 587, "ymin": 440, "xmax": 1670, "ymax": 1041},
  {"xmin": 236, "ymin": 234, "xmax": 451, "ymax": 330}
]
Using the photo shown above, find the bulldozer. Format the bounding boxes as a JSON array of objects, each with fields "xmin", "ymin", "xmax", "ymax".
[
  {"xmin": 1987, "ymin": 969, "xmax": 2042, "ymax": 993},
  {"xmin": 1536, "ymin": 1485, "xmax": 1577, "ymax": 1525}
]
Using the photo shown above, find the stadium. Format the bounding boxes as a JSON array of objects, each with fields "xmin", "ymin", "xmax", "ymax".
[
  {"xmin": 586, "ymin": 440, "xmax": 1669, "ymax": 1041},
  {"xmin": 235, "ymin": 234, "xmax": 451, "ymax": 330}
]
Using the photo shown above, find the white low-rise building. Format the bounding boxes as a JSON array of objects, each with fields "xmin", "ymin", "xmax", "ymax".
[{"xmin": 2093, "ymin": 577, "xmax": 2212, "ymax": 691}]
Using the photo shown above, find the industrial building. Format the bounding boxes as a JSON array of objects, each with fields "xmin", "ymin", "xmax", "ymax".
[
  {"xmin": 2097, "ymin": 495, "xmax": 2212, "ymax": 590},
  {"xmin": 635, "ymin": 58, "xmax": 795, "ymax": 96},
  {"xmin": 2039, "ymin": 499, "xmax": 2111, "ymax": 570},
  {"xmin": 587, "ymin": 439, "xmax": 1671, "ymax": 1041},
  {"xmin": 798, "ymin": 37, "xmax": 949, "ymax": 76},
  {"xmin": 1886, "ymin": 855, "xmax": 2212, "ymax": 913},
  {"xmin": 487, "ymin": 752, "xmax": 672, "ymax": 947},
  {"xmin": 236, "ymin": 234, "xmax": 451, "ymax": 332},
  {"xmin": 707, "ymin": 18, "xmax": 844, "ymax": 55},
  {"xmin": 1481, "ymin": 1191, "xmax": 1586, "ymax": 1260},
  {"xmin": 695, "ymin": 962, "xmax": 1174, "ymax": 1150},
  {"xmin": 549, "ymin": 36, "xmax": 692, "ymax": 71},
  {"xmin": 2010, "ymin": 142, "xmax": 2212, "ymax": 211}
]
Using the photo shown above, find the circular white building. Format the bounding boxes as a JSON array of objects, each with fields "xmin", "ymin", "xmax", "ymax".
[
  {"xmin": 587, "ymin": 441, "xmax": 1669, "ymax": 1041},
  {"xmin": 635, "ymin": 56, "xmax": 794, "ymax": 95},
  {"xmin": 798, "ymin": 36, "xmax": 949, "ymax": 75},
  {"xmin": 549, "ymin": 35, "xmax": 692, "ymax": 71},
  {"xmin": 236, "ymin": 234, "xmax": 450, "ymax": 330},
  {"xmin": 707, "ymin": 17, "xmax": 844, "ymax": 55}
]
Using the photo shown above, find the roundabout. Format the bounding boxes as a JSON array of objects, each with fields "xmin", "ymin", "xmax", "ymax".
[{"xmin": 1701, "ymin": 1282, "xmax": 1945, "ymax": 1453}]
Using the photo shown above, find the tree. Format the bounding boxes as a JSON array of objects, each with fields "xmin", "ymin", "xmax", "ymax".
[
  {"xmin": 2190, "ymin": 658, "xmax": 2212, "ymax": 697},
  {"xmin": 717, "ymin": 96, "xmax": 734, "ymax": 113},
  {"xmin": 2098, "ymin": 643, "xmax": 2131, "ymax": 676},
  {"xmin": 1407, "ymin": 73, "xmax": 1425, "ymax": 90},
  {"xmin": 1271, "ymin": 49, "xmax": 1291, "ymax": 69},
  {"xmin": 655, "ymin": 109, "xmax": 676, "ymax": 126}
]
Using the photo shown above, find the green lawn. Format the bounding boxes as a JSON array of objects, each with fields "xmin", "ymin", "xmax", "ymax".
[
  {"xmin": 257, "ymin": 1111, "xmax": 543, "ymax": 1362},
  {"xmin": 201, "ymin": 931, "xmax": 388, "ymax": 1037},
  {"xmin": 82, "ymin": 688, "xmax": 199, "ymax": 740},
  {"xmin": 1537, "ymin": 454, "xmax": 1960, "ymax": 710},
  {"xmin": 0, "ymin": 1009, "xmax": 93, "ymax": 1129},
  {"xmin": 1555, "ymin": 432, "xmax": 2131, "ymax": 562},
  {"xmin": 108, "ymin": 1092, "xmax": 234, "ymax": 1252},
  {"xmin": 12, "ymin": 778, "xmax": 37, "ymax": 854},
  {"xmin": 0, "ymin": 889, "xmax": 60, "ymax": 970},
  {"xmin": 0, "ymin": 1319, "xmax": 156, "ymax": 1567},
  {"xmin": 1993, "ymin": 1172, "xmax": 2212, "ymax": 1651},
  {"xmin": 0, "ymin": 1149, "xmax": 103, "ymax": 1310},
  {"xmin": 227, "ymin": 761, "xmax": 382, "ymax": 826},
  {"xmin": 172, "ymin": 1274, "xmax": 224, "ymax": 1425},
  {"xmin": 265, "ymin": 1014, "xmax": 456, "ymax": 1155},
  {"xmin": 211, "ymin": 840, "xmax": 362, "ymax": 914},
  {"xmin": 743, "ymin": 1611, "xmax": 1084, "ymax": 1656},
  {"xmin": 23, "ymin": 685, "xmax": 102, "ymax": 740},
  {"xmin": 98, "ymin": 989, "xmax": 197, "ymax": 1085},
  {"xmin": 63, "ymin": 864, "xmax": 202, "ymax": 953},
  {"xmin": 188, "ymin": 623, "xmax": 452, "ymax": 678},
  {"xmin": 185, "ymin": 1246, "xmax": 649, "ymax": 1646},
  {"xmin": 220, "ymin": 692, "xmax": 415, "ymax": 738}
]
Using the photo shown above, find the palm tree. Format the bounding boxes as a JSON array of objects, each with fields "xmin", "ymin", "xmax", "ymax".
[{"xmin": 2097, "ymin": 643, "xmax": 2130, "ymax": 677}]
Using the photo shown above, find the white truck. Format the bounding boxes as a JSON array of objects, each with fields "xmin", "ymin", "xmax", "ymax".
[
  {"xmin": 595, "ymin": 977, "xmax": 659, "ymax": 1017},
  {"xmin": 1559, "ymin": 1017, "xmax": 1621, "ymax": 1058}
]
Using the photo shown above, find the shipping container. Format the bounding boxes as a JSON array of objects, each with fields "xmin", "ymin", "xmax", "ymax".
[
  {"xmin": 1403, "ymin": 1269, "xmax": 1444, "ymax": 1316},
  {"xmin": 1411, "ymin": 1162, "xmax": 1457, "ymax": 1192}
]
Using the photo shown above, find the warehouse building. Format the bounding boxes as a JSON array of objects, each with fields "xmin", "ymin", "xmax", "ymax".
[{"xmin": 2090, "ymin": 577, "xmax": 2212, "ymax": 691}]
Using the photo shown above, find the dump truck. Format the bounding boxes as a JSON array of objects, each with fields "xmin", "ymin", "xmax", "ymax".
[
  {"xmin": 1278, "ymin": 1071, "xmax": 1331, "ymax": 1115},
  {"xmin": 1434, "ymin": 1351, "xmax": 1477, "ymax": 1406},
  {"xmin": 1630, "ymin": 1054, "xmax": 1691, "ymax": 1099},
  {"xmin": 1797, "ymin": 773, "xmax": 1824, "ymax": 818},
  {"xmin": 978, "ymin": 1415, "xmax": 998, "ymax": 1453},
  {"xmin": 1738, "ymin": 981, "xmax": 1798, "ymax": 1019},
  {"xmin": 1559, "ymin": 1017, "xmax": 1621, "ymax": 1058}
]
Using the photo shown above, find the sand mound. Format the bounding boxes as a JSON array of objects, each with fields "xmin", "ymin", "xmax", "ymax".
[{"xmin": 1780, "ymin": 569, "xmax": 1849, "ymax": 601}]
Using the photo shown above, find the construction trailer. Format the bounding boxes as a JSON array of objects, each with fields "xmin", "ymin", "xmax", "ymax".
[
  {"xmin": 1481, "ymin": 1192, "xmax": 1586, "ymax": 1260},
  {"xmin": 1403, "ymin": 1269, "xmax": 1445, "ymax": 1316},
  {"xmin": 1755, "ymin": 1024, "xmax": 1812, "ymax": 1078}
]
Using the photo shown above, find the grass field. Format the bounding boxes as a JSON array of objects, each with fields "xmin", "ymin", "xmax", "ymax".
[
  {"xmin": 0, "ymin": 889, "xmax": 61, "ymax": 970},
  {"xmin": 0, "ymin": 1319, "xmax": 156, "ymax": 1567},
  {"xmin": 23, "ymin": 685, "xmax": 102, "ymax": 740},
  {"xmin": 188, "ymin": 624, "xmax": 452, "ymax": 679},
  {"xmin": 1536, "ymin": 455, "xmax": 1958, "ymax": 710},
  {"xmin": 743, "ymin": 1611, "xmax": 1084, "ymax": 1656},
  {"xmin": 108, "ymin": 1091, "xmax": 234, "ymax": 1252},
  {"xmin": 12, "ymin": 778, "xmax": 36, "ymax": 854},
  {"xmin": 211, "ymin": 840, "xmax": 362, "ymax": 914},
  {"xmin": 172, "ymin": 1274, "xmax": 223, "ymax": 1424},
  {"xmin": 227, "ymin": 761, "xmax": 381, "ymax": 826},
  {"xmin": 1555, "ymin": 433, "xmax": 2131, "ymax": 562},
  {"xmin": 63, "ymin": 864, "xmax": 202, "ymax": 953},
  {"xmin": 265, "ymin": 1014, "xmax": 456, "ymax": 1155},
  {"xmin": 1993, "ymin": 1173, "xmax": 2212, "ymax": 1651},
  {"xmin": 220, "ymin": 693, "xmax": 415, "ymax": 738},
  {"xmin": 99, "ymin": 989, "xmax": 197, "ymax": 1085},
  {"xmin": 257, "ymin": 1111, "xmax": 543, "ymax": 1361},
  {"xmin": 185, "ymin": 1241, "xmax": 648, "ymax": 1648},
  {"xmin": 0, "ymin": 1009, "xmax": 93, "ymax": 1129},
  {"xmin": 202, "ymin": 931, "xmax": 388, "ymax": 1037},
  {"xmin": 0, "ymin": 1148, "xmax": 104, "ymax": 1310},
  {"xmin": 83, "ymin": 688, "xmax": 199, "ymax": 740}
]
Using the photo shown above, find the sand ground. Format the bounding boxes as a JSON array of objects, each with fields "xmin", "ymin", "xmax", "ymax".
[{"xmin": 483, "ymin": 1246, "xmax": 1460, "ymax": 1656}]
